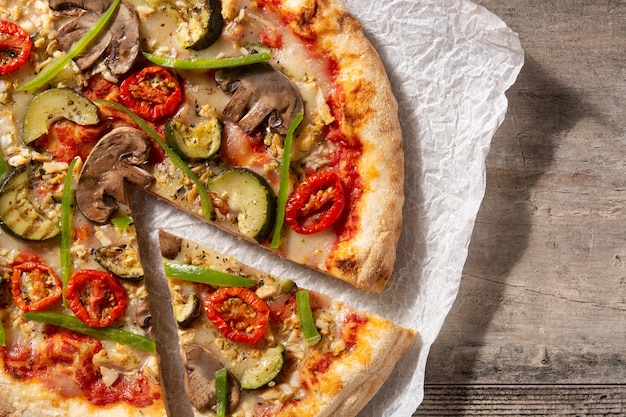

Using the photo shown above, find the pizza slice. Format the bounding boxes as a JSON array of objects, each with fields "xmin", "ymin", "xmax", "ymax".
[
  {"xmin": 154, "ymin": 230, "xmax": 416, "ymax": 417},
  {"xmin": 0, "ymin": 0, "xmax": 404, "ymax": 292},
  {"xmin": 0, "ymin": 208, "xmax": 167, "ymax": 416}
]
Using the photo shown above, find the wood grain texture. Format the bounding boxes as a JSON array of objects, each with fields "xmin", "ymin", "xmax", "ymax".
[{"xmin": 414, "ymin": 0, "xmax": 626, "ymax": 414}]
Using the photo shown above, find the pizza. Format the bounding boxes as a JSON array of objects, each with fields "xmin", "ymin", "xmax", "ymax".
[
  {"xmin": 0, "ymin": 0, "xmax": 404, "ymax": 292},
  {"xmin": 0, "ymin": 0, "xmax": 411, "ymax": 415},
  {"xmin": 154, "ymin": 231, "xmax": 414, "ymax": 417}
]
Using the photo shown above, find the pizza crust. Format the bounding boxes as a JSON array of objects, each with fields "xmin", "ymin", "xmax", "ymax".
[
  {"xmin": 275, "ymin": 0, "xmax": 405, "ymax": 291},
  {"xmin": 277, "ymin": 314, "xmax": 416, "ymax": 417},
  {"xmin": 0, "ymin": 371, "xmax": 167, "ymax": 417}
]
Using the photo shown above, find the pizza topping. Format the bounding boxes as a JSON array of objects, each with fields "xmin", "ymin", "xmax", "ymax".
[
  {"xmin": 50, "ymin": 0, "xmax": 141, "ymax": 75},
  {"xmin": 0, "ymin": 20, "xmax": 33, "ymax": 76},
  {"xmin": 271, "ymin": 112, "xmax": 302, "ymax": 248},
  {"xmin": 285, "ymin": 171, "xmax": 346, "ymax": 234},
  {"xmin": 239, "ymin": 344, "xmax": 285, "ymax": 389},
  {"xmin": 164, "ymin": 262, "xmax": 257, "ymax": 287},
  {"xmin": 18, "ymin": 0, "xmax": 122, "ymax": 91},
  {"xmin": 148, "ymin": 0, "xmax": 223, "ymax": 50},
  {"xmin": 22, "ymin": 88, "xmax": 100, "ymax": 145},
  {"xmin": 0, "ymin": 166, "xmax": 61, "ymax": 241},
  {"xmin": 295, "ymin": 289, "xmax": 321, "ymax": 345},
  {"xmin": 216, "ymin": 63, "xmax": 304, "ymax": 135},
  {"xmin": 184, "ymin": 344, "xmax": 241, "ymax": 412},
  {"xmin": 143, "ymin": 50, "xmax": 272, "ymax": 70},
  {"xmin": 60, "ymin": 157, "xmax": 78, "ymax": 302},
  {"xmin": 134, "ymin": 298, "xmax": 153, "ymax": 329},
  {"xmin": 66, "ymin": 269, "xmax": 128, "ymax": 328},
  {"xmin": 119, "ymin": 66, "xmax": 183, "ymax": 122},
  {"xmin": 165, "ymin": 117, "xmax": 222, "ymax": 161},
  {"xmin": 204, "ymin": 286, "xmax": 270, "ymax": 344},
  {"xmin": 99, "ymin": 99, "xmax": 215, "ymax": 219},
  {"xmin": 76, "ymin": 127, "xmax": 154, "ymax": 224},
  {"xmin": 207, "ymin": 168, "xmax": 277, "ymax": 243},
  {"xmin": 173, "ymin": 292, "xmax": 201, "ymax": 328},
  {"xmin": 215, "ymin": 367, "xmax": 228, "ymax": 417},
  {"xmin": 93, "ymin": 244, "xmax": 145, "ymax": 280},
  {"xmin": 11, "ymin": 260, "xmax": 63, "ymax": 312},
  {"xmin": 159, "ymin": 229, "xmax": 182, "ymax": 259}
]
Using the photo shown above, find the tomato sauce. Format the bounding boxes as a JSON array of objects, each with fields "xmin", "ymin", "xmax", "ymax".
[
  {"xmin": 341, "ymin": 312, "xmax": 368, "ymax": 349},
  {"xmin": 0, "ymin": 330, "xmax": 160, "ymax": 407}
]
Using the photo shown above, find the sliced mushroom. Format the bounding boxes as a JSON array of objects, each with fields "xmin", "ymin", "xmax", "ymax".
[
  {"xmin": 49, "ymin": 0, "xmax": 111, "ymax": 13},
  {"xmin": 76, "ymin": 127, "xmax": 154, "ymax": 224},
  {"xmin": 50, "ymin": 0, "xmax": 140, "ymax": 74},
  {"xmin": 184, "ymin": 345, "xmax": 240, "ymax": 412},
  {"xmin": 159, "ymin": 230, "xmax": 182, "ymax": 259},
  {"xmin": 134, "ymin": 298, "xmax": 152, "ymax": 329},
  {"xmin": 215, "ymin": 63, "xmax": 304, "ymax": 135},
  {"xmin": 56, "ymin": 11, "xmax": 112, "ymax": 70}
]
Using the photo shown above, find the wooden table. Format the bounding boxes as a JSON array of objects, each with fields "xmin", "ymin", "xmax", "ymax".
[{"xmin": 414, "ymin": 1, "xmax": 626, "ymax": 415}]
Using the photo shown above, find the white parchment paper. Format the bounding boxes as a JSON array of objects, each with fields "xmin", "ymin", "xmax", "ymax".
[{"xmin": 137, "ymin": 0, "xmax": 524, "ymax": 415}]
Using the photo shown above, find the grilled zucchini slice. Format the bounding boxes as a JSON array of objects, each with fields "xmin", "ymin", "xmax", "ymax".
[{"xmin": 0, "ymin": 167, "xmax": 60, "ymax": 241}]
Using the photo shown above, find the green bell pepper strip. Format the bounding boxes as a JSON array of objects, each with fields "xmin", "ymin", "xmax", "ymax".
[
  {"xmin": 60, "ymin": 157, "xmax": 78, "ymax": 306},
  {"xmin": 270, "ymin": 113, "xmax": 303, "ymax": 248},
  {"xmin": 94, "ymin": 100, "xmax": 213, "ymax": 220},
  {"xmin": 143, "ymin": 51, "xmax": 271, "ymax": 70},
  {"xmin": 0, "ymin": 153, "xmax": 6, "ymax": 177},
  {"xmin": 24, "ymin": 311, "xmax": 156, "ymax": 353},
  {"xmin": 0, "ymin": 321, "xmax": 5, "ymax": 346},
  {"xmin": 111, "ymin": 215, "xmax": 133, "ymax": 231},
  {"xmin": 296, "ymin": 289, "xmax": 321, "ymax": 345},
  {"xmin": 164, "ymin": 262, "xmax": 257, "ymax": 287},
  {"xmin": 215, "ymin": 367, "xmax": 228, "ymax": 417},
  {"xmin": 17, "ymin": 0, "xmax": 121, "ymax": 92}
]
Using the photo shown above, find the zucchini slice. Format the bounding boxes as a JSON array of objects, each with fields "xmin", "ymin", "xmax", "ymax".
[
  {"xmin": 0, "ymin": 167, "xmax": 60, "ymax": 241},
  {"xmin": 239, "ymin": 344, "xmax": 285, "ymax": 390},
  {"xmin": 152, "ymin": 0, "xmax": 223, "ymax": 50},
  {"xmin": 93, "ymin": 245, "xmax": 145, "ymax": 281},
  {"xmin": 208, "ymin": 168, "xmax": 276, "ymax": 243},
  {"xmin": 173, "ymin": 292, "xmax": 200, "ymax": 328},
  {"xmin": 22, "ymin": 88, "xmax": 100, "ymax": 144},
  {"xmin": 165, "ymin": 118, "xmax": 222, "ymax": 161}
]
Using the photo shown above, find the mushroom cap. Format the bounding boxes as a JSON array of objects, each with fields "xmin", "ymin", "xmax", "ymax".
[
  {"xmin": 76, "ymin": 127, "xmax": 154, "ymax": 224},
  {"xmin": 49, "ymin": 0, "xmax": 111, "ymax": 14},
  {"xmin": 50, "ymin": 0, "xmax": 140, "ymax": 74},
  {"xmin": 159, "ymin": 230, "xmax": 182, "ymax": 260},
  {"xmin": 184, "ymin": 345, "xmax": 240, "ymax": 412},
  {"xmin": 56, "ymin": 11, "xmax": 112, "ymax": 71},
  {"xmin": 216, "ymin": 63, "xmax": 304, "ymax": 135}
]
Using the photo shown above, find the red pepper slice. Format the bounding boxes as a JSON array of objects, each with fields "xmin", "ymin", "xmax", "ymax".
[
  {"xmin": 119, "ymin": 66, "xmax": 183, "ymax": 122},
  {"xmin": 0, "ymin": 20, "xmax": 32, "ymax": 75},
  {"xmin": 285, "ymin": 171, "xmax": 346, "ymax": 234},
  {"xmin": 204, "ymin": 287, "xmax": 269, "ymax": 344},
  {"xmin": 11, "ymin": 261, "xmax": 63, "ymax": 312},
  {"xmin": 66, "ymin": 270, "xmax": 127, "ymax": 328}
]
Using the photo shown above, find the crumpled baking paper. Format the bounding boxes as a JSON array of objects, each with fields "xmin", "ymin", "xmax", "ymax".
[{"xmin": 135, "ymin": 0, "xmax": 524, "ymax": 415}]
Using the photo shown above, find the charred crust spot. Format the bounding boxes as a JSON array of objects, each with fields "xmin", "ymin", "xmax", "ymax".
[{"xmin": 334, "ymin": 257, "xmax": 358, "ymax": 275}]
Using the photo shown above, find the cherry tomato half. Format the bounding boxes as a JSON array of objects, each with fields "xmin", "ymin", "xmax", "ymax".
[
  {"xmin": 204, "ymin": 287, "xmax": 269, "ymax": 344},
  {"xmin": 0, "ymin": 20, "xmax": 32, "ymax": 75},
  {"xmin": 285, "ymin": 171, "xmax": 346, "ymax": 234},
  {"xmin": 119, "ymin": 66, "xmax": 183, "ymax": 122},
  {"xmin": 11, "ymin": 261, "xmax": 63, "ymax": 312},
  {"xmin": 66, "ymin": 270, "xmax": 127, "ymax": 328}
]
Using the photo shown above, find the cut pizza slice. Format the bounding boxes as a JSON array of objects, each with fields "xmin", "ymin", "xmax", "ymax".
[
  {"xmin": 153, "ymin": 230, "xmax": 416, "ymax": 417},
  {"xmin": 0, "ymin": 209, "xmax": 167, "ymax": 415}
]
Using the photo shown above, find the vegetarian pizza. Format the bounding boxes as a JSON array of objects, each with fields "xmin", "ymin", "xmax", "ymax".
[{"xmin": 0, "ymin": 0, "xmax": 410, "ymax": 415}]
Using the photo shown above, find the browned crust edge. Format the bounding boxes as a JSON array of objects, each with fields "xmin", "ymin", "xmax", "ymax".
[
  {"xmin": 277, "ymin": 314, "xmax": 416, "ymax": 417},
  {"xmin": 277, "ymin": 0, "xmax": 405, "ymax": 292}
]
